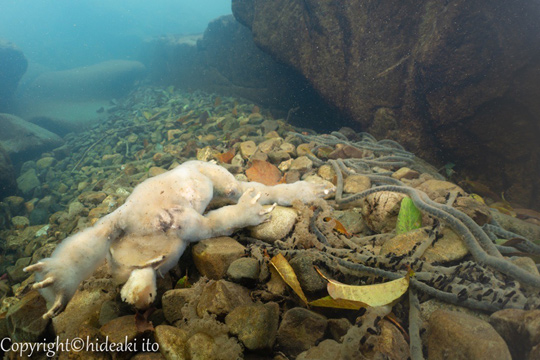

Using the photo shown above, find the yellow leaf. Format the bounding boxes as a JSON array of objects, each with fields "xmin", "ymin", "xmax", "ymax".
[
  {"xmin": 309, "ymin": 296, "xmax": 368, "ymax": 310},
  {"xmin": 270, "ymin": 254, "xmax": 308, "ymax": 305},
  {"xmin": 315, "ymin": 267, "xmax": 410, "ymax": 307}
]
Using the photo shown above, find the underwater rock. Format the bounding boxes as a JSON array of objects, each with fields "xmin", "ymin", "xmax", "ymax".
[
  {"xmin": 196, "ymin": 280, "xmax": 252, "ymax": 318},
  {"xmin": 0, "ymin": 113, "xmax": 64, "ymax": 166},
  {"xmin": 0, "ymin": 144, "xmax": 16, "ymax": 199},
  {"xmin": 276, "ymin": 307, "xmax": 328, "ymax": 357},
  {"xmin": 489, "ymin": 309, "xmax": 540, "ymax": 360},
  {"xmin": 0, "ymin": 39, "xmax": 27, "ymax": 109},
  {"xmin": 249, "ymin": 205, "xmax": 297, "ymax": 243},
  {"xmin": 428, "ymin": 309, "xmax": 511, "ymax": 360},
  {"xmin": 5, "ymin": 291, "xmax": 49, "ymax": 342},
  {"xmin": 297, "ymin": 339, "xmax": 342, "ymax": 360},
  {"xmin": 16, "ymin": 168, "xmax": 41, "ymax": 197},
  {"xmin": 233, "ymin": 0, "xmax": 540, "ymax": 210},
  {"xmin": 226, "ymin": 257, "xmax": 260, "ymax": 283},
  {"xmin": 225, "ymin": 302, "xmax": 279, "ymax": 350},
  {"xmin": 154, "ymin": 325, "xmax": 189, "ymax": 359},
  {"xmin": 192, "ymin": 237, "xmax": 246, "ymax": 280}
]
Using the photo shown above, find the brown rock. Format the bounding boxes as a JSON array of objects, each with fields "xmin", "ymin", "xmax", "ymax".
[
  {"xmin": 155, "ymin": 325, "xmax": 188, "ymax": 360},
  {"xmin": 415, "ymin": 179, "xmax": 466, "ymax": 203},
  {"xmin": 379, "ymin": 227, "xmax": 469, "ymax": 264},
  {"xmin": 192, "ymin": 237, "xmax": 246, "ymax": 279},
  {"xmin": 361, "ymin": 191, "xmax": 405, "ymax": 233},
  {"xmin": 162, "ymin": 288, "xmax": 194, "ymax": 324},
  {"xmin": 232, "ymin": 0, "xmax": 540, "ymax": 211},
  {"xmin": 100, "ymin": 315, "xmax": 138, "ymax": 345},
  {"xmin": 276, "ymin": 307, "xmax": 327, "ymax": 357},
  {"xmin": 297, "ymin": 339, "xmax": 342, "ymax": 360},
  {"xmin": 196, "ymin": 280, "xmax": 252, "ymax": 318},
  {"xmin": 489, "ymin": 309, "xmax": 540, "ymax": 360},
  {"xmin": 343, "ymin": 174, "xmax": 371, "ymax": 194},
  {"xmin": 225, "ymin": 302, "xmax": 279, "ymax": 350},
  {"xmin": 185, "ymin": 332, "xmax": 215, "ymax": 360},
  {"xmin": 428, "ymin": 309, "xmax": 511, "ymax": 360},
  {"xmin": 6, "ymin": 290, "xmax": 49, "ymax": 342}
]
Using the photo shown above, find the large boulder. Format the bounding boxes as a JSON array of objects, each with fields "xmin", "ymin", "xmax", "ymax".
[
  {"xmin": 0, "ymin": 39, "xmax": 28, "ymax": 109},
  {"xmin": 0, "ymin": 144, "xmax": 17, "ymax": 199},
  {"xmin": 0, "ymin": 113, "xmax": 64, "ymax": 165},
  {"xmin": 15, "ymin": 60, "xmax": 146, "ymax": 134},
  {"xmin": 232, "ymin": 0, "xmax": 540, "ymax": 210},
  {"xmin": 142, "ymin": 15, "xmax": 342, "ymax": 128}
]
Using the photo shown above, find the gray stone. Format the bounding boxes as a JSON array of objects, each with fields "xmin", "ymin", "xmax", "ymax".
[
  {"xmin": 327, "ymin": 318, "xmax": 352, "ymax": 342},
  {"xmin": 0, "ymin": 113, "xmax": 64, "ymax": 165},
  {"xmin": 227, "ymin": 257, "xmax": 260, "ymax": 283},
  {"xmin": 6, "ymin": 257, "xmax": 31, "ymax": 283},
  {"xmin": 289, "ymin": 254, "xmax": 327, "ymax": 294},
  {"xmin": 276, "ymin": 307, "xmax": 328, "ymax": 357},
  {"xmin": 16, "ymin": 168, "xmax": 41, "ymax": 196},
  {"xmin": 225, "ymin": 302, "xmax": 279, "ymax": 350},
  {"xmin": 249, "ymin": 206, "xmax": 297, "ymax": 243}
]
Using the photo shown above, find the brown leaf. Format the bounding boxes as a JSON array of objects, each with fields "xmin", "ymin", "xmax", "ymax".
[
  {"xmin": 270, "ymin": 253, "xmax": 308, "ymax": 305},
  {"xmin": 216, "ymin": 148, "xmax": 235, "ymax": 164},
  {"xmin": 246, "ymin": 160, "xmax": 282, "ymax": 186}
]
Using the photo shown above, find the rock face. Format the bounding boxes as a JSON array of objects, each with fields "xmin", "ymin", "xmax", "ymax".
[
  {"xmin": 232, "ymin": 0, "xmax": 540, "ymax": 210},
  {"xmin": 0, "ymin": 113, "xmax": 64, "ymax": 165},
  {"xmin": 0, "ymin": 39, "xmax": 27, "ymax": 110},
  {"xmin": 142, "ymin": 15, "xmax": 343, "ymax": 129}
]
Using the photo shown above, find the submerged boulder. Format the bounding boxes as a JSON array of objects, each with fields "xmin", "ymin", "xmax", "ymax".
[
  {"xmin": 0, "ymin": 39, "xmax": 27, "ymax": 110},
  {"xmin": 15, "ymin": 60, "xmax": 146, "ymax": 133},
  {"xmin": 232, "ymin": 0, "xmax": 540, "ymax": 210},
  {"xmin": 0, "ymin": 113, "xmax": 64, "ymax": 165}
]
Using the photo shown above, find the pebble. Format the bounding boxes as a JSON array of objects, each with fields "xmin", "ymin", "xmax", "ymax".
[
  {"xmin": 226, "ymin": 257, "xmax": 260, "ymax": 283},
  {"xmin": 11, "ymin": 216, "xmax": 29, "ymax": 230},
  {"xmin": 379, "ymin": 227, "xmax": 469, "ymax": 264},
  {"xmin": 225, "ymin": 302, "xmax": 280, "ymax": 350},
  {"xmin": 196, "ymin": 280, "xmax": 252, "ymax": 318},
  {"xmin": 154, "ymin": 325, "xmax": 188, "ymax": 360},
  {"xmin": 276, "ymin": 307, "xmax": 328, "ymax": 357},
  {"xmin": 290, "ymin": 156, "xmax": 313, "ymax": 173},
  {"xmin": 361, "ymin": 191, "xmax": 405, "ymax": 233},
  {"xmin": 239, "ymin": 140, "xmax": 257, "ymax": 159},
  {"xmin": 249, "ymin": 206, "xmax": 297, "ymax": 243},
  {"xmin": 192, "ymin": 237, "xmax": 246, "ymax": 279},
  {"xmin": 162, "ymin": 288, "xmax": 194, "ymax": 324},
  {"xmin": 343, "ymin": 174, "xmax": 371, "ymax": 193}
]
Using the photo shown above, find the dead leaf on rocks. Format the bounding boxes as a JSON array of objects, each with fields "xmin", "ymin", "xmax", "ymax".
[{"xmin": 246, "ymin": 160, "xmax": 282, "ymax": 186}]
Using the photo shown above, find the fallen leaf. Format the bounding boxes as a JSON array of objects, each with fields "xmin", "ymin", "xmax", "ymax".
[
  {"xmin": 309, "ymin": 296, "xmax": 368, "ymax": 310},
  {"xmin": 270, "ymin": 253, "xmax": 308, "ymax": 305},
  {"xmin": 323, "ymin": 217, "xmax": 352, "ymax": 237},
  {"xmin": 396, "ymin": 197, "xmax": 422, "ymax": 235},
  {"xmin": 315, "ymin": 267, "xmax": 410, "ymax": 307},
  {"xmin": 215, "ymin": 148, "xmax": 235, "ymax": 164},
  {"xmin": 246, "ymin": 160, "xmax": 282, "ymax": 186}
]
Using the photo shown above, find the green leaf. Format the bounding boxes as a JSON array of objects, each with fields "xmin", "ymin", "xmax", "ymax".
[{"xmin": 396, "ymin": 197, "xmax": 422, "ymax": 235}]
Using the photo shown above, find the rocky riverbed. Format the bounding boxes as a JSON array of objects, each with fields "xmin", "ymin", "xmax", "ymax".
[{"xmin": 1, "ymin": 86, "xmax": 540, "ymax": 359}]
